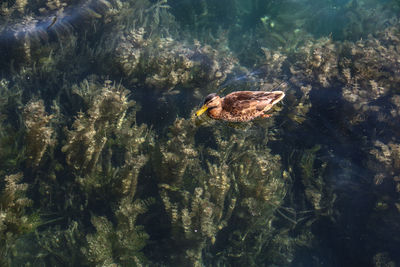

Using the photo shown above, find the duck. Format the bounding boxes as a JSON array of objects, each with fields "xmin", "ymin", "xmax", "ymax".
[{"xmin": 195, "ymin": 91, "xmax": 285, "ymax": 122}]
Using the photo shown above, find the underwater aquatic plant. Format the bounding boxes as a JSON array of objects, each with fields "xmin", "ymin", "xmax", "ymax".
[
  {"xmin": 340, "ymin": 23, "xmax": 400, "ymax": 114},
  {"xmin": 288, "ymin": 37, "xmax": 338, "ymax": 88},
  {"xmin": 156, "ymin": 118, "xmax": 234, "ymax": 265},
  {"xmin": 154, "ymin": 118, "xmax": 198, "ymax": 185},
  {"xmin": 0, "ymin": 173, "xmax": 39, "ymax": 266},
  {"xmin": 0, "ymin": 78, "xmax": 29, "ymax": 179},
  {"xmin": 71, "ymin": 79, "xmax": 155, "ymax": 266},
  {"xmin": 114, "ymin": 28, "xmax": 238, "ymax": 93},
  {"xmin": 62, "ymin": 80, "xmax": 132, "ymax": 174},
  {"xmin": 62, "ymin": 77, "xmax": 154, "ymax": 212},
  {"xmin": 9, "ymin": 221, "xmax": 85, "ymax": 266},
  {"xmin": 23, "ymin": 100, "xmax": 55, "ymax": 168},
  {"xmin": 369, "ymin": 141, "xmax": 400, "ymax": 187},
  {"xmin": 298, "ymin": 145, "xmax": 336, "ymax": 214},
  {"xmin": 3, "ymin": 73, "xmax": 155, "ymax": 265},
  {"xmin": 155, "ymin": 115, "xmax": 295, "ymax": 265},
  {"xmin": 83, "ymin": 197, "xmax": 152, "ymax": 266}
]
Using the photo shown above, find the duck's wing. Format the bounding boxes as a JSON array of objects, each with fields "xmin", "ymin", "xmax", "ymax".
[{"xmin": 223, "ymin": 91, "xmax": 285, "ymax": 114}]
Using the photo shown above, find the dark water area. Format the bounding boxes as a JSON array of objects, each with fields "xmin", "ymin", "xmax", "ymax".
[{"xmin": 1, "ymin": 0, "xmax": 400, "ymax": 266}]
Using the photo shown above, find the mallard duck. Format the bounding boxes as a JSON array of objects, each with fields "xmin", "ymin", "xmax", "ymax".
[{"xmin": 195, "ymin": 91, "xmax": 285, "ymax": 122}]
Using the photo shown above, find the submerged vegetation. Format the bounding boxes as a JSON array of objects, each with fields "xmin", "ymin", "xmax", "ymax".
[{"xmin": 0, "ymin": 0, "xmax": 400, "ymax": 266}]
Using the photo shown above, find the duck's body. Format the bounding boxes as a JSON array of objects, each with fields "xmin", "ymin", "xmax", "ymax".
[{"xmin": 196, "ymin": 91, "xmax": 285, "ymax": 122}]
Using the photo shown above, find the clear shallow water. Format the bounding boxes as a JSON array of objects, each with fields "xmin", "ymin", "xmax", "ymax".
[{"xmin": 0, "ymin": 0, "xmax": 399, "ymax": 266}]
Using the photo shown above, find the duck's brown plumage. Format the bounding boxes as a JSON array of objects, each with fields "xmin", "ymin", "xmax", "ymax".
[{"xmin": 197, "ymin": 90, "xmax": 285, "ymax": 122}]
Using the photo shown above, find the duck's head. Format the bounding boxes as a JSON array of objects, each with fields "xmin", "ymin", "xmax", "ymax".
[{"xmin": 195, "ymin": 93, "xmax": 221, "ymax": 117}]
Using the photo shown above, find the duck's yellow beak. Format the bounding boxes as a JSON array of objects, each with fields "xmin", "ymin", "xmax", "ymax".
[{"xmin": 195, "ymin": 105, "xmax": 208, "ymax": 117}]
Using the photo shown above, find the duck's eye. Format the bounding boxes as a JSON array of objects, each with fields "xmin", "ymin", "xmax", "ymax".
[{"xmin": 204, "ymin": 93, "xmax": 217, "ymax": 104}]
